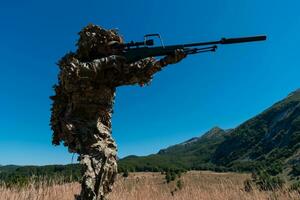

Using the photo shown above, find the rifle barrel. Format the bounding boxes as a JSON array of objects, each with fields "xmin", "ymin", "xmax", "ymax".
[
  {"xmin": 221, "ymin": 35, "xmax": 267, "ymax": 44},
  {"xmin": 182, "ymin": 35, "xmax": 267, "ymax": 48}
]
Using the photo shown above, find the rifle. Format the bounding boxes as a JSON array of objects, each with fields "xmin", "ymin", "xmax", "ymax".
[{"xmin": 116, "ymin": 34, "xmax": 267, "ymax": 63}]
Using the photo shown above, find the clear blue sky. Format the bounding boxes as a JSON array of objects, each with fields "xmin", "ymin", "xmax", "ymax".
[{"xmin": 0, "ymin": 0, "xmax": 299, "ymax": 165}]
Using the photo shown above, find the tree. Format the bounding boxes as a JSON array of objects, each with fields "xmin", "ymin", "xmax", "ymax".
[{"xmin": 122, "ymin": 170, "xmax": 129, "ymax": 178}]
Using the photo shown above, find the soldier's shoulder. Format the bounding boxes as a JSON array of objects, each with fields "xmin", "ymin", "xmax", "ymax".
[
  {"xmin": 58, "ymin": 52, "xmax": 79, "ymax": 70},
  {"xmin": 59, "ymin": 52, "xmax": 77, "ymax": 62}
]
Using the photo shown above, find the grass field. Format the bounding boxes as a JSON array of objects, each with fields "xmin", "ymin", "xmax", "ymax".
[{"xmin": 0, "ymin": 171, "xmax": 299, "ymax": 200}]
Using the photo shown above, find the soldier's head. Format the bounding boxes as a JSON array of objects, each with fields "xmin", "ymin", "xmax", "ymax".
[{"xmin": 76, "ymin": 24, "xmax": 124, "ymax": 61}]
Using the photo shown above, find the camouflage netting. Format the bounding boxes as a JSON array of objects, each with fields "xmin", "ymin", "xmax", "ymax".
[{"xmin": 50, "ymin": 24, "xmax": 186, "ymax": 200}]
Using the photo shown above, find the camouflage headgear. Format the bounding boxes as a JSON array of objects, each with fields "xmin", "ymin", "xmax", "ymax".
[{"xmin": 76, "ymin": 24, "xmax": 123, "ymax": 61}]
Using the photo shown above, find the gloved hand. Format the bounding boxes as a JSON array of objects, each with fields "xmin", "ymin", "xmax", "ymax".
[{"xmin": 161, "ymin": 49, "xmax": 187, "ymax": 65}]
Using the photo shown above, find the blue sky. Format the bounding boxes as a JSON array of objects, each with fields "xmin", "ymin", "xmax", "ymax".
[{"xmin": 0, "ymin": 0, "xmax": 299, "ymax": 165}]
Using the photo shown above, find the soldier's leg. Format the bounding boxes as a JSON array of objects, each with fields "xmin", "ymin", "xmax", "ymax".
[{"xmin": 78, "ymin": 135, "xmax": 117, "ymax": 200}]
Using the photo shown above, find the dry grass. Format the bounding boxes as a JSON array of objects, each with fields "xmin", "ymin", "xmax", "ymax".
[
  {"xmin": 0, "ymin": 171, "xmax": 299, "ymax": 200},
  {"xmin": 0, "ymin": 182, "xmax": 80, "ymax": 200}
]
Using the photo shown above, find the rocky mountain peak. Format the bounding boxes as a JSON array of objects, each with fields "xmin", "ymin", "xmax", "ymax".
[
  {"xmin": 287, "ymin": 88, "xmax": 300, "ymax": 98},
  {"xmin": 201, "ymin": 126, "xmax": 224, "ymax": 139}
]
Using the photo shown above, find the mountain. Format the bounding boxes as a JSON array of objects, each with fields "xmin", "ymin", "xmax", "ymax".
[
  {"xmin": 119, "ymin": 127, "xmax": 229, "ymax": 172},
  {"xmin": 212, "ymin": 90, "xmax": 300, "ymax": 174},
  {"xmin": 119, "ymin": 89, "xmax": 300, "ymax": 177},
  {"xmin": 0, "ymin": 165, "xmax": 20, "ymax": 173}
]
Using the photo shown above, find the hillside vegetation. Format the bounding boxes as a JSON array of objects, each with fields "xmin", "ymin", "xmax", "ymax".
[{"xmin": 119, "ymin": 90, "xmax": 300, "ymax": 180}]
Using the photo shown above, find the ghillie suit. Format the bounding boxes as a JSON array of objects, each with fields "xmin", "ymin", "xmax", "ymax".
[{"xmin": 50, "ymin": 24, "xmax": 186, "ymax": 200}]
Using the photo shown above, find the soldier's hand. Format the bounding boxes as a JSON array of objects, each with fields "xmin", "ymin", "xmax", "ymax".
[
  {"xmin": 108, "ymin": 55, "xmax": 127, "ymax": 65},
  {"xmin": 163, "ymin": 49, "xmax": 187, "ymax": 65}
]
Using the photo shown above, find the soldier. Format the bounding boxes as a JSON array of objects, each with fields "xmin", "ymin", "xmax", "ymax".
[{"xmin": 50, "ymin": 24, "xmax": 186, "ymax": 200}]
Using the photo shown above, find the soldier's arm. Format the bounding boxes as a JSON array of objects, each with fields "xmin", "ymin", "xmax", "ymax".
[
  {"xmin": 70, "ymin": 50, "xmax": 186, "ymax": 86},
  {"xmin": 74, "ymin": 55, "xmax": 125, "ymax": 79},
  {"xmin": 146, "ymin": 49, "xmax": 187, "ymax": 76},
  {"xmin": 118, "ymin": 49, "xmax": 187, "ymax": 86}
]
